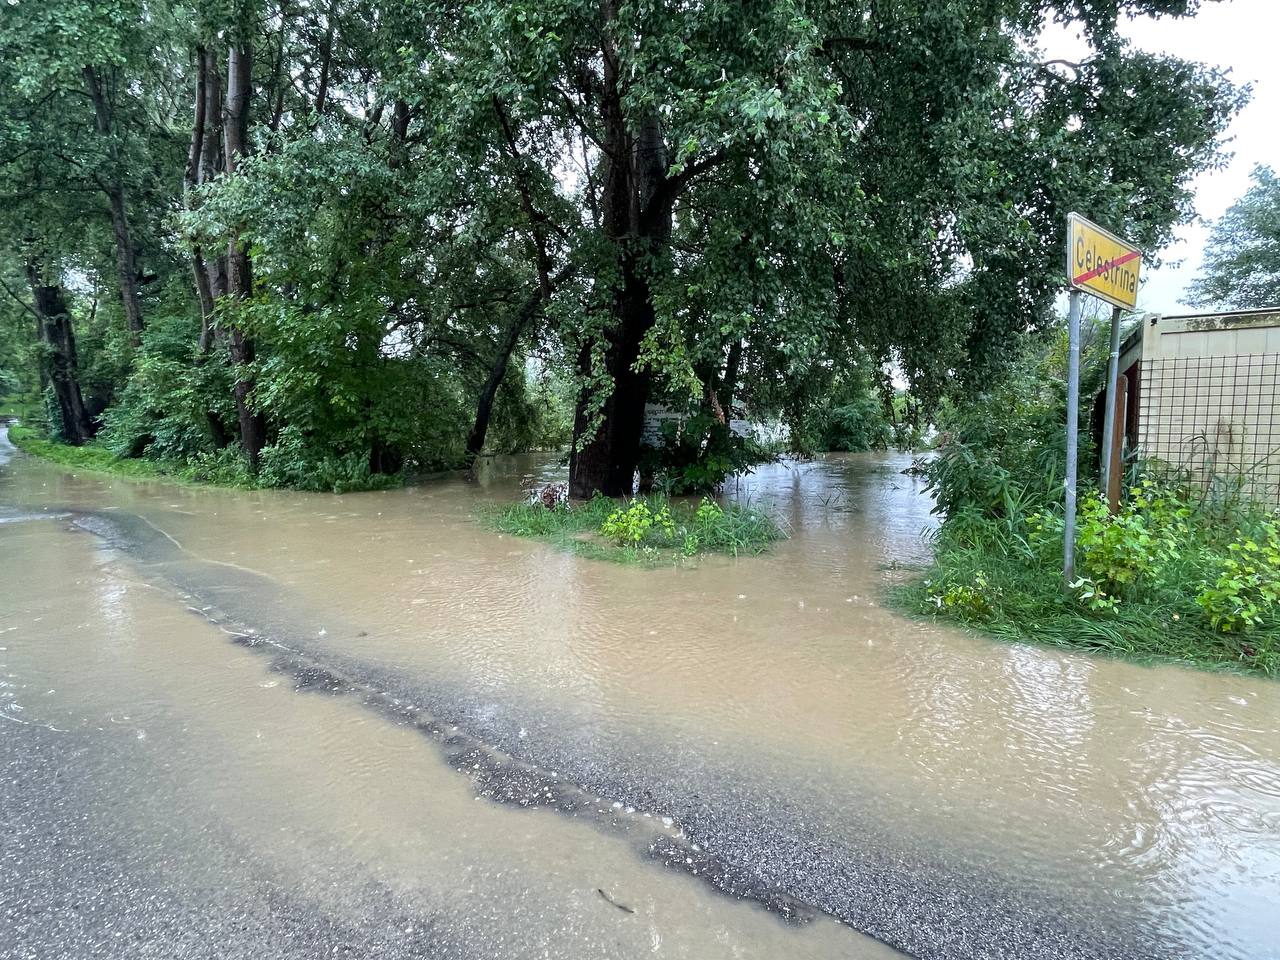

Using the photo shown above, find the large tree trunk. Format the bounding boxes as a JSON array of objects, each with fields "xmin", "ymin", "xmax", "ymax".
[
  {"xmin": 196, "ymin": 46, "xmax": 228, "ymax": 311},
  {"xmin": 223, "ymin": 39, "xmax": 267, "ymax": 467},
  {"xmin": 83, "ymin": 67, "xmax": 144, "ymax": 346},
  {"xmin": 568, "ymin": 255, "xmax": 660, "ymax": 497},
  {"xmin": 26, "ymin": 264, "xmax": 93, "ymax": 444},
  {"xmin": 568, "ymin": 24, "xmax": 672, "ymax": 498}
]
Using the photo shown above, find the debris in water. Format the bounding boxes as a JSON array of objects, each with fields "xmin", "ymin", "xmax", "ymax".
[{"xmin": 596, "ymin": 888, "xmax": 635, "ymax": 915}]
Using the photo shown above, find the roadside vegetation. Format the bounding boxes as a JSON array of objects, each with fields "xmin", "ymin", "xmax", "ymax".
[
  {"xmin": 900, "ymin": 328, "xmax": 1280, "ymax": 676},
  {"xmin": 486, "ymin": 493, "xmax": 785, "ymax": 565},
  {"xmin": 5, "ymin": 418, "xmax": 263, "ymax": 488}
]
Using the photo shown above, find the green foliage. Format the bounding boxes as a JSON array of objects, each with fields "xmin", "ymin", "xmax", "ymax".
[
  {"xmin": 1196, "ymin": 521, "xmax": 1280, "ymax": 633},
  {"xmin": 929, "ymin": 570, "xmax": 1002, "ymax": 620},
  {"xmin": 1189, "ymin": 165, "xmax": 1280, "ymax": 309},
  {"xmin": 256, "ymin": 425, "xmax": 399, "ymax": 494},
  {"xmin": 639, "ymin": 414, "xmax": 775, "ymax": 495},
  {"xmin": 0, "ymin": 0, "xmax": 1250, "ymax": 493},
  {"xmin": 913, "ymin": 310, "xmax": 1280, "ymax": 674},
  {"xmin": 487, "ymin": 367, "xmax": 575, "ymax": 454},
  {"xmin": 601, "ymin": 500, "xmax": 671, "ymax": 546},
  {"xmin": 907, "ymin": 475, "xmax": 1280, "ymax": 674},
  {"xmin": 0, "ymin": 393, "xmax": 42, "ymax": 423},
  {"xmin": 792, "ymin": 370, "xmax": 893, "ymax": 454},
  {"xmin": 488, "ymin": 493, "xmax": 784, "ymax": 565},
  {"xmin": 924, "ymin": 321, "xmax": 1113, "ymax": 519},
  {"xmin": 7, "ymin": 423, "xmax": 254, "ymax": 487},
  {"xmin": 98, "ymin": 352, "xmax": 237, "ymax": 460}
]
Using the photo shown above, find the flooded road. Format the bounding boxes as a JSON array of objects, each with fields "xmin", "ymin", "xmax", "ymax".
[{"xmin": 3, "ymin": 428, "xmax": 1279, "ymax": 959}]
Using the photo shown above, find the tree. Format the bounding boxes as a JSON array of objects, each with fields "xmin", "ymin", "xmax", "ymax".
[
  {"xmin": 413, "ymin": 0, "xmax": 1241, "ymax": 496},
  {"xmin": 1189, "ymin": 166, "xmax": 1280, "ymax": 309},
  {"xmin": 0, "ymin": 1, "xmax": 190, "ymax": 349},
  {"xmin": 25, "ymin": 260, "xmax": 95, "ymax": 444},
  {"xmin": 0, "ymin": 0, "xmax": 1248, "ymax": 492}
]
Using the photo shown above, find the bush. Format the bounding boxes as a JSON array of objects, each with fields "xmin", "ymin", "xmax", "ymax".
[
  {"xmin": 808, "ymin": 390, "xmax": 892, "ymax": 453},
  {"xmin": 600, "ymin": 499, "xmax": 673, "ymax": 545},
  {"xmin": 907, "ymin": 316, "xmax": 1280, "ymax": 673},
  {"xmin": 257, "ymin": 424, "xmax": 401, "ymax": 493},
  {"xmin": 98, "ymin": 354, "xmax": 238, "ymax": 460},
  {"xmin": 1196, "ymin": 520, "xmax": 1280, "ymax": 632},
  {"xmin": 923, "ymin": 324, "xmax": 1110, "ymax": 520},
  {"xmin": 906, "ymin": 475, "xmax": 1280, "ymax": 674},
  {"xmin": 487, "ymin": 492, "xmax": 785, "ymax": 564}
]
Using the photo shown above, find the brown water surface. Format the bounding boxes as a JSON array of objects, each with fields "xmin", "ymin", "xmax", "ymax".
[{"xmin": 2, "ymin": 435, "xmax": 1278, "ymax": 959}]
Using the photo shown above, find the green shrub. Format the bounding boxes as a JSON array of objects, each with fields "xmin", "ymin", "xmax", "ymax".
[
  {"xmin": 487, "ymin": 493, "xmax": 784, "ymax": 564},
  {"xmin": 600, "ymin": 499, "xmax": 676, "ymax": 546},
  {"xmin": 257, "ymin": 425, "xmax": 401, "ymax": 493},
  {"xmin": 908, "ymin": 471, "xmax": 1280, "ymax": 673},
  {"xmin": 98, "ymin": 354, "xmax": 237, "ymax": 460},
  {"xmin": 786, "ymin": 363, "xmax": 896, "ymax": 454},
  {"xmin": 923, "ymin": 324, "xmax": 1112, "ymax": 520},
  {"xmin": 1196, "ymin": 521, "xmax": 1280, "ymax": 633}
]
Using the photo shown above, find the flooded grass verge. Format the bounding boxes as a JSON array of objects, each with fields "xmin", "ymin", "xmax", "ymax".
[
  {"xmin": 6, "ymin": 423, "xmax": 259, "ymax": 487},
  {"xmin": 891, "ymin": 545, "xmax": 1280, "ymax": 677},
  {"xmin": 481, "ymin": 493, "xmax": 786, "ymax": 564}
]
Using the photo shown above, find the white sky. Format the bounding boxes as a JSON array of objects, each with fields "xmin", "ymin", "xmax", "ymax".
[{"xmin": 1042, "ymin": 0, "xmax": 1280, "ymax": 313}]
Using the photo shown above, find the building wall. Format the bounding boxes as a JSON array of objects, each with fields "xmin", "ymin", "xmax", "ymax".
[{"xmin": 1133, "ymin": 310, "xmax": 1280, "ymax": 504}]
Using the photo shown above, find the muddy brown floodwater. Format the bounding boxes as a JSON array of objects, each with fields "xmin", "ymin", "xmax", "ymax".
[{"xmin": 2, "ymin": 428, "xmax": 1279, "ymax": 960}]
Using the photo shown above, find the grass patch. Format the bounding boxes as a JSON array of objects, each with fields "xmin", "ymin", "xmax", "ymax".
[
  {"xmin": 484, "ymin": 493, "xmax": 786, "ymax": 565},
  {"xmin": 0, "ymin": 396, "xmax": 42, "ymax": 422},
  {"xmin": 5, "ymin": 423, "xmax": 258, "ymax": 488},
  {"xmin": 894, "ymin": 492, "xmax": 1280, "ymax": 677}
]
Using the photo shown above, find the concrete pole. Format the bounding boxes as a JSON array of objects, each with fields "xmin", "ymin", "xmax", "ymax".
[
  {"xmin": 1099, "ymin": 305, "xmax": 1123, "ymax": 495},
  {"xmin": 1064, "ymin": 290, "xmax": 1082, "ymax": 587}
]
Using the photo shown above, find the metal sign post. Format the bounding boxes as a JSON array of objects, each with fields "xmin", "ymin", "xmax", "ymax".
[
  {"xmin": 1063, "ymin": 213, "xmax": 1143, "ymax": 588},
  {"xmin": 1099, "ymin": 305, "xmax": 1124, "ymax": 497},
  {"xmin": 1063, "ymin": 289, "xmax": 1082, "ymax": 587}
]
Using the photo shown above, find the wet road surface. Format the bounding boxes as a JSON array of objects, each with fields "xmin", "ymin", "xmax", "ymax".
[{"xmin": 2, "ymin": 426, "xmax": 1279, "ymax": 959}]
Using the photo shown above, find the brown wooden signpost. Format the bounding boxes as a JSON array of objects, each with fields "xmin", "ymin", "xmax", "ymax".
[{"xmin": 1106, "ymin": 375, "xmax": 1127, "ymax": 513}]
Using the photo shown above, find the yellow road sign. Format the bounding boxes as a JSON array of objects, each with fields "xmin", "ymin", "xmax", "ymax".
[{"xmin": 1066, "ymin": 213, "xmax": 1142, "ymax": 310}]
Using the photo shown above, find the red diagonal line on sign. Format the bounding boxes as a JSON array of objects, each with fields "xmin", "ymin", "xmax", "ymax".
[{"xmin": 1073, "ymin": 249, "xmax": 1140, "ymax": 286}]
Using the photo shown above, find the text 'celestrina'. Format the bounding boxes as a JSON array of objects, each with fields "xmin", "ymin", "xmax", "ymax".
[{"xmin": 1066, "ymin": 213, "xmax": 1142, "ymax": 309}]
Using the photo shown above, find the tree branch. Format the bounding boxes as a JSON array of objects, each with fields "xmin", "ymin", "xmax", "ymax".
[
  {"xmin": 0, "ymin": 274, "xmax": 40, "ymax": 321},
  {"xmin": 640, "ymin": 149, "xmax": 728, "ymax": 230}
]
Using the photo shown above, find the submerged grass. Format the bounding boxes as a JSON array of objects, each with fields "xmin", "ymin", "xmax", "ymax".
[
  {"xmin": 5, "ymin": 423, "xmax": 258, "ymax": 488},
  {"xmin": 484, "ymin": 493, "xmax": 786, "ymax": 565}
]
